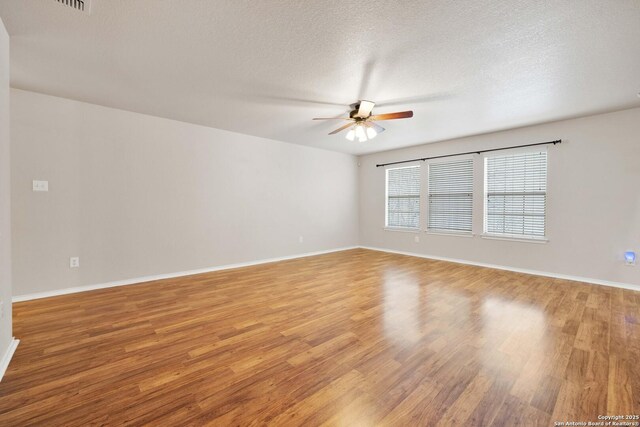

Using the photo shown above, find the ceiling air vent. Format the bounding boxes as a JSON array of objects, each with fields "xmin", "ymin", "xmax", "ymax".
[{"xmin": 55, "ymin": 0, "xmax": 91, "ymax": 14}]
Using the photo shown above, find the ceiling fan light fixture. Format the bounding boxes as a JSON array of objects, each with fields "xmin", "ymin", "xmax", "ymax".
[
  {"xmin": 355, "ymin": 124, "xmax": 367, "ymax": 141},
  {"xmin": 345, "ymin": 129, "xmax": 356, "ymax": 141},
  {"xmin": 366, "ymin": 126, "xmax": 377, "ymax": 139}
]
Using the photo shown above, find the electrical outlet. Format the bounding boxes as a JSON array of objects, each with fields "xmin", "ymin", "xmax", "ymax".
[
  {"xmin": 32, "ymin": 180, "xmax": 49, "ymax": 192},
  {"xmin": 70, "ymin": 257, "xmax": 80, "ymax": 268},
  {"xmin": 298, "ymin": 236, "xmax": 304, "ymax": 243},
  {"xmin": 414, "ymin": 235, "xmax": 420, "ymax": 243}
]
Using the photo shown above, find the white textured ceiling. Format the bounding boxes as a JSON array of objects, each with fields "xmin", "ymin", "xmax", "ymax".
[{"xmin": 1, "ymin": 0, "xmax": 640, "ymax": 155}]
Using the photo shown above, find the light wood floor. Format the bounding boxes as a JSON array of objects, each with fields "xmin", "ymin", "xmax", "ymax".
[{"xmin": 1, "ymin": 249, "xmax": 639, "ymax": 426}]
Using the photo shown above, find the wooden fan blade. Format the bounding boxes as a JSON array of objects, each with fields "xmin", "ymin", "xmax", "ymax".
[
  {"xmin": 329, "ymin": 122, "xmax": 355, "ymax": 135},
  {"xmin": 312, "ymin": 117, "xmax": 354, "ymax": 121},
  {"xmin": 365, "ymin": 121, "xmax": 385, "ymax": 133},
  {"xmin": 355, "ymin": 100, "xmax": 375, "ymax": 118},
  {"xmin": 369, "ymin": 110, "xmax": 413, "ymax": 121}
]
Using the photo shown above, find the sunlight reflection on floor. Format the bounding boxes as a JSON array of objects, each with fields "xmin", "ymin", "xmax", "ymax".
[{"xmin": 480, "ymin": 296, "xmax": 548, "ymax": 375}]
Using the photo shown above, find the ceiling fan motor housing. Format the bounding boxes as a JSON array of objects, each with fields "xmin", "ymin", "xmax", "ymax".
[{"xmin": 349, "ymin": 105, "xmax": 363, "ymax": 119}]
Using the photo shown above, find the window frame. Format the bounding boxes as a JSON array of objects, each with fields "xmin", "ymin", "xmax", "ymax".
[
  {"xmin": 482, "ymin": 148, "xmax": 549, "ymax": 242},
  {"xmin": 384, "ymin": 164, "xmax": 421, "ymax": 231}
]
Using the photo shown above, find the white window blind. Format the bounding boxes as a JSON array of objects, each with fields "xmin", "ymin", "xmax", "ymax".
[
  {"xmin": 386, "ymin": 165, "xmax": 420, "ymax": 229},
  {"xmin": 485, "ymin": 151, "xmax": 547, "ymax": 238},
  {"xmin": 427, "ymin": 159, "xmax": 473, "ymax": 233}
]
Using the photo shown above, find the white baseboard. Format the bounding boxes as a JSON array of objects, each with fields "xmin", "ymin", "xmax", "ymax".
[
  {"xmin": 12, "ymin": 246, "xmax": 359, "ymax": 302},
  {"xmin": 359, "ymin": 246, "xmax": 639, "ymax": 292},
  {"xmin": 0, "ymin": 338, "xmax": 19, "ymax": 382}
]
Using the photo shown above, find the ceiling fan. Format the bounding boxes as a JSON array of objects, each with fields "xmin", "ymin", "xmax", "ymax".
[{"xmin": 313, "ymin": 100, "xmax": 413, "ymax": 142}]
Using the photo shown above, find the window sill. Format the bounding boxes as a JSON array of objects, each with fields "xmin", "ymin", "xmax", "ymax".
[
  {"xmin": 425, "ymin": 230, "xmax": 475, "ymax": 238},
  {"xmin": 384, "ymin": 227, "xmax": 421, "ymax": 233},
  {"xmin": 481, "ymin": 233, "xmax": 548, "ymax": 244}
]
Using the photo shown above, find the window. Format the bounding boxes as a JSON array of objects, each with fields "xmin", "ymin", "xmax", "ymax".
[
  {"xmin": 386, "ymin": 165, "xmax": 420, "ymax": 229},
  {"xmin": 484, "ymin": 150, "xmax": 547, "ymax": 239},
  {"xmin": 427, "ymin": 158, "xmax": 473, "ymax": 233}
]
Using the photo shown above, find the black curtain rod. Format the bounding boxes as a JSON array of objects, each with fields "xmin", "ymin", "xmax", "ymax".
[{"xmin": 375, "ymin": 139, "xmax": 562, "ymax": 168}]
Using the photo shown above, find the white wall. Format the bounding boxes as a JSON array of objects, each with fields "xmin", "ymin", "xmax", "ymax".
[
  {"xmin": 0, "ymin": 18, "xmax": 13, "ymax": 364},
  {"xmin": 359, "ymin": 108, "xmax": 640, "ymax": 287},
  {"xmin": 10, "ymin": 89, "xmax": 640, "ymax": 298},
  {"xmin": 11, "ymin": 89, "xmax": 359, "ymax": 297}
]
